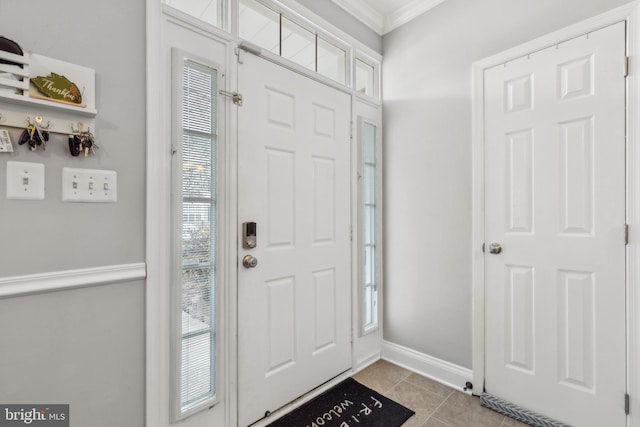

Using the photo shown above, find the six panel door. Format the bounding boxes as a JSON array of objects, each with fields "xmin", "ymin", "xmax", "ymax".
[
  {"xmin": 484, "ymin": 22, "xmax": 626, "ymax": 426},
  {"xmin": 237, "ymin": 53, "xmax": 352, "ymax": 426}
]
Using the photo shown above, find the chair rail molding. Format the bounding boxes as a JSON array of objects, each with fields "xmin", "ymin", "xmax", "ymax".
[{"xmin": 0, "ymin": 263, "xmax": 146, "ymax": 299}]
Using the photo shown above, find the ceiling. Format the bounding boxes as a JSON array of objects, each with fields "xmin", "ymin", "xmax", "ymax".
[{"xmin": 331, "ymin": 0, "xmax": 447, "ymax": 35}]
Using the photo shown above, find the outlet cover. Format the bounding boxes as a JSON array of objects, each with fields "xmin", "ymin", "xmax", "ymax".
[{"xmin": 7, "ymin": 161, "xmax": 45, "ymax": 200}]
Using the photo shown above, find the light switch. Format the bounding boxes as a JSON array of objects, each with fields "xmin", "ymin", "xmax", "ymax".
[
  {"xmin": 7, "ymin": 161, "xmax": 45, "ymax": 200},
  {"xmin": 62, "ymin": 167, "xmax": 117, "ymax": 203}
]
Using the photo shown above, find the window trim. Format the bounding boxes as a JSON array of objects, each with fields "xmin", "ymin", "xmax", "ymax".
[{"xmin": 170, "ymin": 48, "xmax": 223, "ymax": 422}]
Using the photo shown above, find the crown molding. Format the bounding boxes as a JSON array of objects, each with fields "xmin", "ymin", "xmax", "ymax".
[
  {"xmin": 331, "ymin": 0, "xmax": 384, "ymax": 35},
  {"xmin": 332, "ymin": 0, "xmax": 447, "ymax": 35},
  {"xmin": 383, "ymin": 0, "xmax": 447, "ymax": 34}
]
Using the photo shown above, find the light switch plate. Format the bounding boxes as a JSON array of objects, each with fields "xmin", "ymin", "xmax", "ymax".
[
  {"xmin": 62, "ymin": 167, "xmax": 117, "ymax": 203},
  {"xmin": 7, "ymin": 161, "xmax": 45, "ymax": 200}
]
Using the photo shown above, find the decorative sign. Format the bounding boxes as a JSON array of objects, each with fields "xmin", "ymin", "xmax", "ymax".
[
  {"xmin": 31, "ymin": 73, "xmax": 82, "ymax": 105},
  {"xmin": 28, "ymin": 54, "xmax": 95, "ymax": 111}
]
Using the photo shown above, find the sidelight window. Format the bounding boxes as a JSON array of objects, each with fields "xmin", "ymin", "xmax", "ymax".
[
  {"xmin": 360, "ymin": 119, "xmax": 380, "ymax": 334},
  {"xmin": 171, "ymin": 52, "xmax": 219, "ymax": 420}
]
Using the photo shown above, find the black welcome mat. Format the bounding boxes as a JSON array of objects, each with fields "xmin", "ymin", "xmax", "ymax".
[{"xmin": 266, "ymin": 377, "xmax": 415, "ymax": 427}]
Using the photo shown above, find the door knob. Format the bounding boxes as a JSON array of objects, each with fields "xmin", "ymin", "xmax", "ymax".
[
  {"xmin": 488, "ymin": 243, "xmax": 502, "ymax": 254},
  {"xmin": 242, "ymin": 255, "xmax": 258, "ymax": 268}
]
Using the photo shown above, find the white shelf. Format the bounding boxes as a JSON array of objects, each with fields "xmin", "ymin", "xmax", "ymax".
[
  {"xmin": 0, "ymin": 91, "xmax": 97, "ymax": 116},
  {"xmin": 0, "ymin": 51, "xmax": 97, "ymax": 135}
]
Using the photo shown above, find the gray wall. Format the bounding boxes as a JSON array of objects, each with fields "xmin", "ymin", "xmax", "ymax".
[
  {"xmin": 294, "ymin": 0, "xmax": 382, "ymax": 53},
  {"xmin": 0, "ymin": 0, "xmax": 145, "ymax": 425},
  {"xmin": 0, "ymin": 281, "xmax": 145, "ymax": 427},
  {"xmin": 382, "ymin": 0, "xmax": 630, "ymax": 368},
  {"xmin": 0, "ymin": 0, "xmax": 146, "ymax": 276}
]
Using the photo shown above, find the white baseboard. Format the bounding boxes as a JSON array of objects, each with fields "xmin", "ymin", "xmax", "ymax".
[
  {"xmin": 0, "ymin": 263, "xmax": 147, "ymax": 299},
  {"xmin": 382, "ymin": 341, "xmax": 473, "ymax": 394},
  {"xmin": 354, "ymin": 351, "xmax": 381, "ymax": 374}
]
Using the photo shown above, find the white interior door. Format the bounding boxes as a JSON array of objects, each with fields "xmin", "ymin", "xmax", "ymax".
[
  {"xmin": 237, "ymin": 53, "xmax": 352, "ymax": 426},
  {"xmin": 484, "ymin": 22, "xmax": 626, "ymax": 426}
]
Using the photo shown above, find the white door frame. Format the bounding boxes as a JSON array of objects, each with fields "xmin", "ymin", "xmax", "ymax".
[
  {"xmin": 471, "ymin": 2, "xmax": 640, "ymax": 424},
  {"xmin": 145, "ymin": 6, "xmax": 383, "ymax": 425}
]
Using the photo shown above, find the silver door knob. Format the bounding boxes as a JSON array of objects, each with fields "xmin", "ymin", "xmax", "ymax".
[
  {"xmin": 242, "ymin": 255, "xmax": 258, "ymax": 268},
  {"xmin": 488, "ymin": 243, "xmax": 502, "ymax": 254}
]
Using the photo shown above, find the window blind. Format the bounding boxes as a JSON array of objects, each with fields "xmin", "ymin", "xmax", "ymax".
[
  {"xmin": 362, "ymin": 122, "xmax": 378, "ymax": 332},
  {"xmin": 179, "ymin": 59, "xmax": 217, "ymax": 410}
]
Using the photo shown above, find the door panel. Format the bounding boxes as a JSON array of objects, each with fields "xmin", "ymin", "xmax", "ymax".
[
  {"xmin": 484, "ymin": 22, "xmax": 626, "ymax": 427},
  {"xmin": 237, "ymin": 53, "xmax": 352, "ymax": 426}
]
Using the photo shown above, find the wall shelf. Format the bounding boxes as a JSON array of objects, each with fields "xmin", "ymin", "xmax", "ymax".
[
  {"xmin": 0, "ymin": 90, "xmax": 97, "ymax": 116},
  {"xmin": 0, "ymin": 50, "xmax": 97, "ymax": 135}
]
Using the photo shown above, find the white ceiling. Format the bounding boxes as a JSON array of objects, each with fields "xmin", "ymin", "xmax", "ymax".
[{"xmin": 331, "ymin": 0, "xmax": 447, "ymax": 35}]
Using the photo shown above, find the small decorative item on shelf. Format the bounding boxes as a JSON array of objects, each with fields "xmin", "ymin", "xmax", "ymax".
[
  {"xmin": 69, "ymin": 122, "xmax": 97, "ymax": 157},
  {"xmin": 18, "ymin": 116, "xmax": 50, "ymax": 151},
  {"xmin": 31, "ymin": 72, "xmax": 83, "ymax": 106}
]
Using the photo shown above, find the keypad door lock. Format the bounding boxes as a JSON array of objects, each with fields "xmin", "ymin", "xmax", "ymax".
[{"xmin": 243, "ymin": 222, "xmax": 257, "ymax": 249}]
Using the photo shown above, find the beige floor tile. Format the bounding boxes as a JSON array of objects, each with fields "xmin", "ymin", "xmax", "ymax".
[
  {"xmin": 421, "ymin": 416, "xmax": 453, "ymax": 427},
  {"xmin": 385, "ymin": 380, "xmax": 448, "ymax": 427},
  {"xmin": 404, "ymin": 373, "xmax": 455, "ymax": 398},
  {"xmin": 500, "ymin": 416, "xmax": 529, "ymax": 427},
  {"xmin": 431, "ymin": 391, "xmax": 505, "ymax": 427},
  {"xmin": 352, "ymin": 360, "xmax": 412, "ymax": 394}
]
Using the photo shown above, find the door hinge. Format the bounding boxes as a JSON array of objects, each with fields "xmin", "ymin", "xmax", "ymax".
[
  {"xmin": 219, "ymin": 90, "xmax": 243, "ymax": 106},
  {"xmin": 625, "ymin": 393, "xmax": 630, "ymax": 415},
  {"xmin": 625, "ymin": 223, "xmax": 629, "ymax": 245},
  {"xmin": 625, "ymin": 56, "xmax": 630, "ymax": 77},
  {"xmin": 350, "ymin": 225, "xmax": 353, "ymax": 241},
  {"xmin": 482, "ymin": 243, "xmax": 485, "ymax": 253}
]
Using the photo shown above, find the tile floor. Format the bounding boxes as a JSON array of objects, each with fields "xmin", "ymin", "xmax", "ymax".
[{"xmin": 352, "ymin": 360, "xmax": 528, "ymax": 427}]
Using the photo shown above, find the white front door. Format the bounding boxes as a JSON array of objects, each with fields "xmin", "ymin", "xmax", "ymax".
[
  {"xmin": 484, "ymin": 22, "xmax": 626, "ymax": 426},
  {"xmin": 237, "ymin": 53, "xmax": 352, "ymax": 426}
]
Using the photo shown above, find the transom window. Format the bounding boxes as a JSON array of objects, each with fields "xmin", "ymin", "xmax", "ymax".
[
  {"xmin": 165, "ymin": 0, "xmax": 223, "ymax": 28},
  {"xmin": 164, "ymin": 0, "xmax": 381, "ymax": 99},
  {"xmin": 239, "ymin": 0, "xmax": 349, "ymax": 85},
  {"xmin": 356, "ymin": 58, "xmax": 378, "ymax": 98}
]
